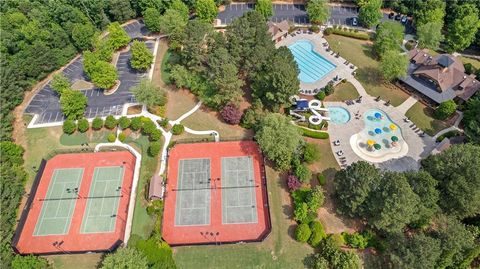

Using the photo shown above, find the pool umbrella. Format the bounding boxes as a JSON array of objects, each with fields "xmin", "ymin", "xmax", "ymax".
[
  {"xmin": 391, "ymin": 136, "xmax": 399, "ymax": 142},
  {"xmin": 374, "ymin": 128, "xmax": 382, "ymax": 134},
  {"xmin": 374, "ymin": 112, "xmax": 382, "ymax": 119},
  {"xmin": 367, "ymin": 139, "xmax": 375, "ymax": 146},
  {"xmin": 374, "ymin": 143, "xmax": 381, "ymax": 150},
  {"xmin": 389, "ymin": 124, "xmax": 397, "ymax": 130}
]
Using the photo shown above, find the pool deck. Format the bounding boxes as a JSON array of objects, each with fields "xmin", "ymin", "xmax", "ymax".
[
  {"xmin": 277, "ymin": 33, "xmax": 357, "ymax": 95},
  {"xmin": 325, "ymin": 98, "xmax": 436, "ymax": 172}
]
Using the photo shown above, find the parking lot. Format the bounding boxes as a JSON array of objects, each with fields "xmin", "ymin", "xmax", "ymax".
[{"xmin": 25, "ymin": 21, "xmax": 153, "ymax": 125}]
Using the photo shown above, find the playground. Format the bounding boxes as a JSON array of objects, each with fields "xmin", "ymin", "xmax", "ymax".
[
  {"xmin": 162, "ymin": 141, "xmax": 271, "ymax": 245},
  {"xmin": 13, "ymin": 151, "xmax": 136, "ymax": 254}
]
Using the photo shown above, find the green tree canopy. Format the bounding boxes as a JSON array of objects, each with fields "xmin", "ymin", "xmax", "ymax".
[
  {"xmin": 379, "ymin": 50, "xmax": 408, "ymax": 81},
  {"xmin": 180, "ymin": 19, "xmax": 213, "ymax": 71},
  {"xmin": 307, "ymin": 0, "xmax": 330, "ymax": 25},
  {"xmin": 106, "ymin": 0, "xmax": 136, "ymax": 22},
  {"xmin": 101, "ymin": 247, "xmax": 148, "ymax": 269},
  {"xmin": 51, "ymin": 73, "xmax": 71, "ymax": 94},
  {"xmin": 12, "ymin": 254, "xmax": 49, "ymax": 269},
  {"xmin": 417, "ymin": 21, "xmax": 444, "ymax": 50},
  {"xmin": 71, "ymin": 23, "xmax": 97, "ymax": 51},
  {"xmin": 158, "ymin": 9, "xmax": 189, "ymax": 49},
  {"xmin": 143, "ymin": 7, "xmax": 162, "ymax": 32},
  {"xmin": 405, "ymin": 171, "xmax": 439, "ymax": 228},
  {"xmin": 358, "ymin": 0, "xmax": 383, "ymax": 28},
  {"xmin": 414, "ymin": 0, "xmax": 445, "ymax": 27},
  {"xmin": 90, "ymin": 61, "xmax": 118, "ymax": 89},
  {"xmin": 435, "ymin": 100, "xmax": 457, "ymax": 120},
  {"xmin": 422, "ymin": 144, "xmax": 480, "ymax": 218},
  {"xmin": 132, "ymin": 78, "xmax": 167, "ymax": 107},
  {"xmin": 255, "ymin": 0, "xmax": 274, "ymax": 19},
  {"xmin": 60, "ymin": 89, "xmax": 88, "ymax": 120},
  {"xmin": 462, "ymin": 95, "xmax": 480, "ymax": 143},
  {"xmin": 373, "ymin": 21, "xmax": 404, "ymax": 57},
  {"xmin": 106, "ymin": 22, "xmax": 131, "ymax": 50},
  {"xmin": 130, "ymin": 40, "xmax": 153, "ymax": 70},
  {"xmin": 445, "ymin": 3, "xmax": 480, "ymax": 52},
  {"xmin": 170, "ymin": 0, "xmax": 190, "ymax": 18},
  {"xmin": 388, "ymin": 233, "xmax": 442, "ymax": 269},
  {"xmin": 254, "ymin": 113, "xmax": 302, "ymax": 170},
  {"xmin": 194, "ymin": 0, "xmax": 218, "ymax": 23}
]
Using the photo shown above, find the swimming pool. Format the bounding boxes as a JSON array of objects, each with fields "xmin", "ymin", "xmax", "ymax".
[
  {"xmin": 288, "ymin": 40, "xmax": 336, "ymax": 83},
  {"xmin": 327, "ymin": 106, "xmax": 350, "ymax": 124}
]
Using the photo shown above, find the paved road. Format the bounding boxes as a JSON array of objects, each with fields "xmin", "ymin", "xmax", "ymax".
[{"xmin": 25, "ymin": 21, "xmax": 152, "ymax": 125}]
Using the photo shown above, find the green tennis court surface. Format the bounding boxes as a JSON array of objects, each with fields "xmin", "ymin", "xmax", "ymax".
[
  {"xmin": 175, "ymin": 159, "xmax": 211, "ymax": 226},
  {"xmin": 221, "ymin": 157, "xmax": 258, "ymax": 224},
  {"xmin": 34, "ymin": 168, "xmax": 84, "ymax": 236},
  {"xmin": 80, "ymin": 166, "xmax": 125, "ymax": 234}
]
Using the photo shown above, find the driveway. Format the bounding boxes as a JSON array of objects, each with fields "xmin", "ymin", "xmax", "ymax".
[{"xmin": 25, "ymin": 21, "xmax": 153, "ymax": 125}]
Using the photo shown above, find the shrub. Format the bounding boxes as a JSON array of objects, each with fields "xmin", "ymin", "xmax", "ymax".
[
  {"xmin": 12, "ymin": 255, "xmax": 49, "ymax": 269},
  {"xmin": 310, "ymin": 25, "xmax": 320, "ymax": 33},
  {"xmin": 287, "ymin": 174, "xmax": 302, "ymax": 191},
  {"xmin": 150, "ymin": 129, "xmax": 162, "ymax": 141},
  {"xmin": 309, "ymin": 221, "xmax": 326, "ymax": 247},
  {"xmin": 63, "ymin": 119, "xmax": 76, "ymax": 134},
  {"xmin": 295, "ymin": 223, "xmax": 312, "ymax": 243},
  {"xmin": 316, "ymin": 91, "xmax": 326, "ymax": 101},
  {"xmin": 171, "ymin": 124, "xmax": 184, "ymax": 135},
  {"xmin": 330, "ymin": 28, "xmax": 370, "ymax": 40},
  {"xmin": 135, "ymin": 237, "xmax": 175, "ymax": 269},
  {"xmin": 104, "ymin": 115, "xmax": 118, "ymax": 129},
  {"xmin": 294, "ymin": 202, "xmax": 317, "ymax": 224},
  {"xmin": 92, "ymin": 117, "xmax": 103, "ymax": 130},
  {"xmin": 295, "ymin": 163, "xmax": 312, "ymax": 183},
  {"xmin": 435, "ymin": 100, "xmax": 457, "ymax": 120},
  {"xmin": 130, "ymin": 116, "xmax": 142, "ymax": 131},
  {"xmin": 142, "ymin": 118, "xmax": 157, "ymax": 135},
  {"xmin": 220, "ymin": 103, "xmax": 242, "ymax": 125},
  {"xmin": 303, "ymin": 143, "xmax": 321, "ymax": 164},
  {"xmin": 317, "ymin": 173, "xmax": 327, "ymax": 186},
  {"xmin": 146, "ymin": 200, "xmax": 163, "ymax": 216},
  {"xmin": 118, "ymin": 116, "xmax": 131, "ymax": 129},
  {"xmin": 118, "ymin": 132, "xmax": 127, "ymax": 142},
  {"xmin": 148, "ymin": 141, "xmax": 162, "ymax": 156},
  {"xmin": 329, "ymin": 233, "xmax": 345, "ymax": 247},
  {"xmin": 306, "ymin": 186, "xmax": 325, "ymax": 211},
  {"xmin": 158, "ymin": 118, "xmax": 169, "ymax": 127},
  {"xmin": 323, "ymin": 83, "xmax": 334, "ymax": 96},
  {"xmin": 77, "ymin": 118, "xmax": 89, "ymax": 133},
  {"xmin": 324, "ymin": 27, "xmax": 333, "ymax": 35},
  {"xmin": 300, "ymin": 128, "xmax": 329, "ymax": 139},
  {"xmin": 107, "ymin": 132, "xmax": 117, "ymax": 142},
  {"xmin": 342, "ymin": 231, "xmax": 374, "ymax": 249},
  {"xmin": 464, "ymin": 63, "xmax": 474, "ymax": 75}
]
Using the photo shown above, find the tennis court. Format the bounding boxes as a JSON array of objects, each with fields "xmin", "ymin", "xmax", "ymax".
[
  {"xmin": 221, "ymin": 157, "xmax": 258, "ymax": 224},
  {"xmin": 80, "ymin": 166, "xmax": 125, "ymax": 233},
  {"xmin": 174, "ymin": 159, "xmax": 211, "ymax": 226},
  {"xmin": 34, "ymin": 168, "xmax": 84, "ymax": 236}
]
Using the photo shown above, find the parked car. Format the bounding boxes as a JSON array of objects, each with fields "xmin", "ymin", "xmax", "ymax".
[
  {"xmin": 401, "ymin": 16, "xmax": 408, "ymax": 24},
  {"xmin": 395, "ymin": 14, "xmax": 402, "ymax": 20},
  {"xmin": 389, "ymin": 12, "xmax": 395, "ymax": 19},
  {"xmin": 352, "ymin": 17, "xmax": 358, "ymax": 26}
]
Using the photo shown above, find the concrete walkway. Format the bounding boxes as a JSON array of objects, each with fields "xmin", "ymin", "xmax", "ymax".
[{"xmin": 396, "ymin": 96, "xmax": 418, "ymax": 114}]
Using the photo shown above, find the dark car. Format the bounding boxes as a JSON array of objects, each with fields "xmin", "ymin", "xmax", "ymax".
[
  {"xmin": 395, "ymin": 14, "xmax": 402, "ymax": 20},
  {"xmin": 389, "ymin": 12, "xmax": 395, "ymax": 19},
  {"xmin": 401, "ymin": 16, "xmax": 408, "ymax": 24},
  {"xmin": 352, "ymin": 17, "xmax": 358, "ymax": 26}
]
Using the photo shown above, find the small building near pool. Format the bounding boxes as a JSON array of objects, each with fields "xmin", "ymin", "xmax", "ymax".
[{"xmin": 267, "ymin": 20, "xmax": 289, "ymax": 43}]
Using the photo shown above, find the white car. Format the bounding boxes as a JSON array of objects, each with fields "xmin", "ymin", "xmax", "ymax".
[{"xmin": 352, "ymin": 17, "xmax": 358, "ymax": 26}]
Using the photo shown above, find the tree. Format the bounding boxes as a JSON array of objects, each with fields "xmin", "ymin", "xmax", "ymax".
[
  {"xmin": 379, "ymin": 50, "xmax": 408, "ymax": 81},
  {"xmin": 100, "ymin": 247, "xmax": 148, "ymax": 269},
  {"xmin": 12, "ymin": 255, "xmax": 49, "ymax": 269},
  {"xmin": 134, "ymin": 237, "xmax": 176, "ymax": 268},
  {"xmin": 194, "ymin": 0, "xmax": 218, "ymax": 23},
  {"xmin": 405, "ymin": 171, "xmax": 439, "ymax": 228},
  {"xmin": 333, "ymin": 161, "xmax": 381, "ymax": 217},
  {"xmin": 414, "ymin": 0, "xmax": 445, "ymax": 27},
  {"xmin": 220, "ymin": 103, "xmax": 242, "ymax": 125},
  {"xmin": 254, "ymin": 113, "xmax": 302, "ymax": 171},
  {"xmin": 306, "ymin": 186, "xmax": 324, "ymax": 212},
  {"xmin": 388, "ymin": 233, "xmax": 442, "ymax": 269},
  {"xmin": 106, "ymin": 22, "xmax": 130, "ymax": 50},
  {"xmin": 295, "ymin": 163, "xmax": 312, "ymax": 183},
  {"xmin": 77, "ymin": 118, "xmax": 89, "ymax": 133},
  {"xmin": 422, "ymin": 144, "xmax": 480, "ymax": 218},
  {"xmin": 358, "ymin": 0, "xmax": 383, "ymax": 28},
  {"xmin": 306, "ymin": 0, "xmax": 330, "ymax": 25},
  {"xmin": 130, "ymin": 40, "xmax": 153, "ymax": 70},
  {"xmin": 170, "ymin": 0, "xmax": 190, "ymax": 18},
  {"xmin": 92, "ymin": 117, "xmax": 104, "ymax": 130},
  {"xmin": 367, "ymin": 172, "xmax": 420, "ymax": 233},
  {"xmin": 132, "ymin": 79, "xmax": 167, "ymax": 107},
  {"xmin": 171, "ymin": 124, "xmax": 184, "ymax": 135},
  {"xmin": 51, "ymin": 74, "xmax": 71, "ymax": 94},
  {"xmin": 180, "ymin": 20, "xmax": 213, "ymax": 71},
  {"xmin": 149, "ymin": 129, "xmax": 162, "ymax": 141},
  {"xmin": 106, "ymin": 0, "xmax": 136, "ymax": 22},
  {"xmin": 148, "ymin": 141, "xmax": 162, "ymax": 156},
  {"xmin": 303, "ymin": 143, "xmax": 321, "ymax": 164},
  {"xmin": 143, "ymin": 8, "xmax": 162, "ymax": 32},
  {"xmin": 308, "ymin": 221, "xmax": 326, "ymax": 247},
  {"xmin": 71, "ymin": 23, "xmax": 96, "ymax": 51},
  {"xmin": 462, "ymin": 95, "xmax": 480, "ymax": 143},
  {"xmin": 255, "ymin": 0, "xmax": 274, "ymax": 19},
  {"xmin": 138, "ymin": 0, "xmax": 170, "ymax": 14},
  {"xmin": 417, "ymin": 21, "xmax": 444, "ymax": 50},
  {"xmin": 445, "ymin": 4, "xmax": 480, "ymax": 52},
  {"xmin": 104, "ymin": 115, "xmax": 118, "ymax": 129},
  {"xmin": 60, "ymin": 90, "xmax": 87, "ymax": 120},
  {"xmin": 435, "ymin": 100, "xmax": 457, "ymax": 120},
  {"xmin": 130, "ymin": 117, "xmax": 143, "ymax": 131},
  {"xmin": 287, "ymin": 174, "xmax": 302, "ymax": 191},
  {"xmin": 118, "ymin": 116, "xmax": 131, "ymax": 129},
  {"xmin": 63, "ymin": 119, "xmax": 76, "ymax": 134},
  {"xmin": 373, "ymin": 21, "xmax": 404, "ymax": 57},
  {"xmin": 158, "ymin": 9, "xmax": 188, "ymax": 48},
  {"xmin": 90, "ymin": 61, "xmax": 118, "ymax": 89},
  {"xmin": 295, "ymin": 223, "xmax": 312, "ymax": 242}
]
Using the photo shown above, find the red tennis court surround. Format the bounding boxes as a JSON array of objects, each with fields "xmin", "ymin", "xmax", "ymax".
[
  {"xmin": 13, "ymin": 151, "xmax": 136, "ymax": 254},
  {"xmin": 162, "ymin": 141, "xmax": 271, "ymax": 245}
]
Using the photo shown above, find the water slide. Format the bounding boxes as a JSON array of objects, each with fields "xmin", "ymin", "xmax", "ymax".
[{"xmin": 308, "ymin": 99, "xmax": 331, "ymax": 125}]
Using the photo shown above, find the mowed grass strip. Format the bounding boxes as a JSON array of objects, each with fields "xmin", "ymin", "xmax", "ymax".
[
  {"xmin": 325, "ymin": 81, "xmax": 360, "ymax": 102},
  {"xmin": 405, "ymin": 102, "xmax": 450, "ymax": 136},
  {"xmin": 324, "ymin": 34, "xmax": 409, "ymax": 107}
]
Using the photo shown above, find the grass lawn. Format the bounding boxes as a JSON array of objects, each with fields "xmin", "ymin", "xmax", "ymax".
[
  {"xmin": 126, "ymin": 135, "xmax": 161, "ymax": 239},
  {"xmin": 325, "ymin": 81, "xmax": 360, "ymax": 102},
  {"xmin": 46, "ymin": 253, "xmax": 103, "ymax": 269},
  {"xmin": 460, "ymin": 56, "xmax": 480, "ymax": 70},
  {"xmin": 173, "ymin": 165, "xmax": 313, "ymax": 268},
  {"xmin": 405, "ymin": 102, "xmax": 451, "ymax": 136},
  {"xmin": 325, "ymin": 34, "xmax": 410, "ymax": 107}
]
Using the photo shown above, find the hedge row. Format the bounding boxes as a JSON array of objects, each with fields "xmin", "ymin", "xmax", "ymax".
[
  {"xmin": 324, "ymin": 27, "xmax": 371, "ymax": 40},
  {"xmin": 298, "ymin": 127, "xmax": 329, "ymax": 139}
]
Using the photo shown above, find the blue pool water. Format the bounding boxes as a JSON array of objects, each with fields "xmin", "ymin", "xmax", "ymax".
[
  {"xmin": 288, "ymin": 40, "xmax": 336, "ymax": 83},
  {"xmin": 328, "ymin": 106, "xmax": 350, "ymax": 124},
  {"xmin": 363, "ymin": 109, "xmax": 404, "ymax": 149}
]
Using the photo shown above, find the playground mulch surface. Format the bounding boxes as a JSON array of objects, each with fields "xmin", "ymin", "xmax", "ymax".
[
  {"xmin": 14, "ymin": 151, "xmax": 136, "ymax": 254},
  {"xmin": 162, "ymin": 141, "xmax": 271, "ymax": 245}
]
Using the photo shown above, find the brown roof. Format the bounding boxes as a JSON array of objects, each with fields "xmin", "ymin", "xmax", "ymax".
[
  {"xmin": 149, "ymin": 175, "xmax": 164, "ymax": 200},
  {"xmin": 267, "ymin": 20, "xmax": 289, "ymax": 40}
]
